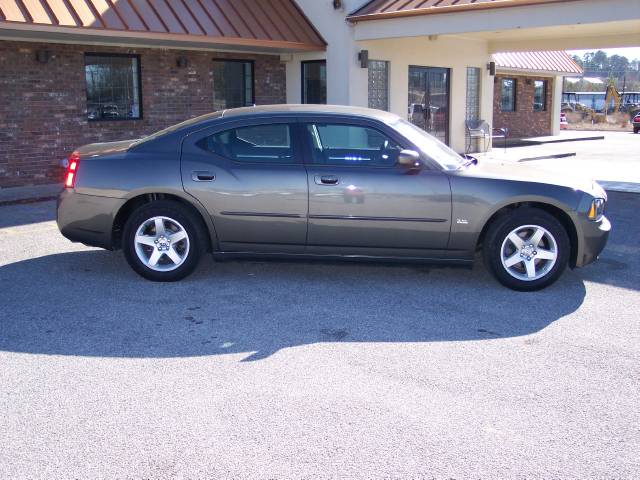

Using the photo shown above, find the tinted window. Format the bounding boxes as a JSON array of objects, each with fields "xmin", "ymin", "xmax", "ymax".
[
  {"xmin": 302, "ymin": 61, "xmax": 327, "ymax": 104},
  {"xmin": 306, "ymin": 124, "xmax": 401, "ymax": 167},
  {"xmin": 212, "ymin": 60, "xmax": 253, "ymax": 110},
  {"xmin": 85, "ymin": 54, "xmax": 141, "ymax": 121},
  {"xmin": 201, "ymin": 124, "xmax": 294, "ymax": 164},
  {"xmin": 533, "ymin": 80, "xmax": 547, "ymax": 111},
  {"xmin": 501, "ymin": 78, "xmax": 516, "ymax": 112}
]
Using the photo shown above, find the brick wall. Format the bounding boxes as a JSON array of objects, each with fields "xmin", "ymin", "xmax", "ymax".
[
  {"xmin": 0, "ymin": 40, "xmax": 286, "ymax": 188},
  {"xmin": 493, "ymin": 74, "xmax": 554, "ymax": 139}
]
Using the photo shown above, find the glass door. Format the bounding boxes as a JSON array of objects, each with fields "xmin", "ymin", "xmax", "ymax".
[{"xmin": 408, "ymin": 66, "xmax": 450, "ymax": 145}]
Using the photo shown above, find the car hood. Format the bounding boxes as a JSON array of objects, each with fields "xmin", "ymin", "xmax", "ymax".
[
  {"xmin": 458, "ymin": 159, "xmax": 606, "ymax": 199},
  {"xmin": 75, "ymin": 139, "xmax": 140, "ymax": 159}
]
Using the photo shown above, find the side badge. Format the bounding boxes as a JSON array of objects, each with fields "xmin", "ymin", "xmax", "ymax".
[{"xmin": 456, "ymin": 218, "xmax": 469, "ymax": 225}]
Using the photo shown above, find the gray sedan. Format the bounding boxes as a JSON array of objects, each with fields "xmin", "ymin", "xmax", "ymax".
[{"xmin": 57, "ymin": 105, "xmax": 610, "ymax": 290}]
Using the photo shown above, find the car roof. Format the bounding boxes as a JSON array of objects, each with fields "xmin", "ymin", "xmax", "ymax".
[
  {"xmin": 217, "ymin": 104, "xmax": 400, "ymax": 123},
  {"xmin": 132, "ymin": 105, "xmax": 402, "ymax": 150}
]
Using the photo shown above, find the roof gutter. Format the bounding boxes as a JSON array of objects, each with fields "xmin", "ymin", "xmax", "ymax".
[{"xmin": 0, "ymin": 21, "xmax": 326, "ymax": 52}]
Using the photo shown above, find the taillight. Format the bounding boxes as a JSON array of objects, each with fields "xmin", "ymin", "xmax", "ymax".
[{"xmin": 65, "ymin": 151, "xmax": 80, "ymax": 188}]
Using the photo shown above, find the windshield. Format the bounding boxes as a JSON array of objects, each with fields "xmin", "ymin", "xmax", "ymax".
[{"xmin": 392, "ymin": 119, "xmax": 464, "ymax": 170}]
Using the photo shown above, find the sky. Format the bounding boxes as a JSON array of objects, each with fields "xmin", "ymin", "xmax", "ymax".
[{"xmin": 568, "ymin": 47, "xmax": 640, "ymax": 61}]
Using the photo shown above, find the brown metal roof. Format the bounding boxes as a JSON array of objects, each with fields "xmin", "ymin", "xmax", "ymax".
[
  {"xmin": 493, "ymin": 51, "xmax": 583, "ymax": 75},
  {"xmin": 348, "ymin": 0, "xmax": 582, "ymax": 22},
  {"xmin": 0, "ymin": 0, "xmax": 325, "ymax": 51}
]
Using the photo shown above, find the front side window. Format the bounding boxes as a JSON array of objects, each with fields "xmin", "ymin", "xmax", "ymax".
[
  {"xmin": 302, "ymin": 61, "xmax": 327, "ymax": 104},
  {"xmin": 392, "ymin": 119, "xmax": 463, "ymax": 171},
  {"xmin": 212, "ymin": 60, "xmax": 254, "ymax": 110},
  {"xmin": 305, "ymin": 123, "xmax": 401, "ymax": 167},
  {"xmin": 200, "ymin": 124, "xmax": 294, "ymax": 164},
  {"xmin": 85, "ymin": 54, "xmax": 141, "ymax": 121},
  {"xmin": 533, "ymin": 80, "xmax": 547, "ymax": 111},
  {"xmin": 500, "ymin": 78, "xmax": 516, "ymax": 112}
]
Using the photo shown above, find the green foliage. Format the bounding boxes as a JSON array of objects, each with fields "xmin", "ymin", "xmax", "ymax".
[{"xmin": 569, "ymin": 50, "xmax": 640, "ymax": 92}]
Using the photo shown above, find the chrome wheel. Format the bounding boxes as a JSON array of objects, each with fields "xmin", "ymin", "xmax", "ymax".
[
  {"xmin": 134, "ymin": 216, "xmax": 190, "ymax": 272},
  {"xmin": 500, "ymin": 225, "xmax": 558, "ymax": 282}
]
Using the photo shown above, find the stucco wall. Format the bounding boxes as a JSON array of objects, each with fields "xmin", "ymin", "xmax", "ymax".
[
  {"xmin": 286, "ymin": 0, "xmax": 368, "ymax": 106},
  {"xmin": 357, "ymin": 36, "xmax": 493, "ymax": 153},
  {"xmin": 287, "ymin": 1, "xmax": 493, "ymax": 153}
]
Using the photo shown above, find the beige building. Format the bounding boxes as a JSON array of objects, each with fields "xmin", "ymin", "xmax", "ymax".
[{"xmin": 287, "ymin": 0, "xmax": 640, "ymax": 152}]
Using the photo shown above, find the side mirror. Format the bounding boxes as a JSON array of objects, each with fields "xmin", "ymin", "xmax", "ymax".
[{"xmin": 397, "ymin": 149, "xmax": 422, "ymax": 168}]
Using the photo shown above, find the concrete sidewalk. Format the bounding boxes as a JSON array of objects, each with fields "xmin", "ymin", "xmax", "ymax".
[
  {"xmin": 477, "ymin": 131, "xmax": 640, "ymax": 194},
  {"xmin": 0, "ymin": 183, "xmax": 62, "ymax": 206}
]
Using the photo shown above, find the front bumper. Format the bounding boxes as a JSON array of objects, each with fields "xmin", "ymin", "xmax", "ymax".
[
  {"xmin": 575, "ymin": 215, "xmax": 611, "ymax": 267},
  {"xmin": 57, "ymin": 189, "xmax": 125, "ymax": 250}
]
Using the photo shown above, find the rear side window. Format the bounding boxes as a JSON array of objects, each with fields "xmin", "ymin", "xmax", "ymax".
[
  {"xmin": 305, "ymin": 123, "xmax": 401, "ymax": 167},
  {"xmin": 200, "ymin": 124, "xmax": 294, "ymax": 163}
]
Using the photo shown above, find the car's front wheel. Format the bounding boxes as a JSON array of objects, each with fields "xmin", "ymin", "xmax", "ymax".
[
  {"xmin": 483, "ymin": 208, "xmax": 570, "ymax": 291},
  {"xmin": 123, "ymin": 201, "xmax": 205, "ymax": 281}
]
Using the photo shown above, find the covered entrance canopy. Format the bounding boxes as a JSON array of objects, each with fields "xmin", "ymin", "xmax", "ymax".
[
  {"xmin": 349, "ymin": 0, "xmax": 639, "ymax": 52},
  {"xmin": 347, "ymin": 0, "xmax": 639, "ymax": 151}
]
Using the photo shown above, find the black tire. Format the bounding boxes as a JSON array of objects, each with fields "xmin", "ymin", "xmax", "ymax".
[
  {"xmin": 122, "ymin": 200, "xmax": 206, "ymax": 281},
  {"xmin": 634, "ymin": 127, "xmax": 639, "ymax": 134},
  {"xmin": 483, "ymin": 208, "xmax": 570, "ymax": 291}
]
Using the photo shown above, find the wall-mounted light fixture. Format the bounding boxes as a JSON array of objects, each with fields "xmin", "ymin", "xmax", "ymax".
[
  {"xmin": 35, "ymin": 50, "xmax": 51, "ymax": 64},
  {"xmin": 176, "ymin": 56, "xmax": 189, "ymax": 68},
  {"xmin": 487, "ymin": 61, "xmax": 496, "ymax": 76},
  {"xmin": 525, "ymin": 79, "xmax": 532, "ymax": 86},
  {"xmin": 358, "ymin": 50, "xmax": 369, "ymax": 68},
  {"xmin": 333, "ymin": 0, "xmax": 342, "ymax": 9}
]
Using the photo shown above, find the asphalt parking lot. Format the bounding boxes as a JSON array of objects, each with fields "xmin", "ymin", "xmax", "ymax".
[{"xmin": 1, "ymin": 193, "xmax": 639, "ymax": 478}]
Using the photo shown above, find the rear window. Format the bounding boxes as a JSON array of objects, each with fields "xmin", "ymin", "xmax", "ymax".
[{"xmin": 132, "ymin": 112, "xmax": 224, "ymax": 147}]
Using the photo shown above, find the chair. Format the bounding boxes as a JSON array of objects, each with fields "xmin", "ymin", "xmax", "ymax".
[{"xmin": 465, "ymin": 120, "xmax": 508, "ymax": 153}]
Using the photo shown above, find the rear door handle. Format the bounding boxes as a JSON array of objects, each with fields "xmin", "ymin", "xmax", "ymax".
[
  {"xmin": 192, "ymin": 171, "xmax": 215, "ymax": 182},
  {"xmin": 315, "ymin": 175, "xmax": 339, "ymax": 185}
]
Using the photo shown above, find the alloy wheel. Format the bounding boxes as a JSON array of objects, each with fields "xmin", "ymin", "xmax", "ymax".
[
  {"xmin": 500, "ymin": 224, "xmax": 558, "ymax": 281},
  {"xmin": 134, "ymin": 216, "xmax": 190, "ymax": 272}
]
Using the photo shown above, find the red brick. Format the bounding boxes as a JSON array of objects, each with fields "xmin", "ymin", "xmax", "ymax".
[
  {"xmin": 0, "ymin": 41, "xmax": 285, "ymax": 188},
  {"xmin": 493, "ymin": 75, "xmax": 554, "ymax": 139}
]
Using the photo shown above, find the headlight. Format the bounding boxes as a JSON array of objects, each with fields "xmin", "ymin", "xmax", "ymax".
[{"xmin": 588, "ymin": 198, "xmax": 605, "ymax": 221}]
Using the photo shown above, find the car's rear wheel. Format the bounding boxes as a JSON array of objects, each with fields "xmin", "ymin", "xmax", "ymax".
[
  {"xmin": 483, "ymin": 208, "xmax": 569, "ymax": 291},
  {"xmin": 123, "ymin": 201, "xmax": 205, "ymax": 281}
]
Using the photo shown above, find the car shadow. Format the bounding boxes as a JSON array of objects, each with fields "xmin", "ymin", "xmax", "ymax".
[
  {"xmin": 0, "ymin": 200, "xmax": 56, "ymax": 228},
  {"xmin": 0, "ymin": 249, "xmax": 587, "ymax": 361}
]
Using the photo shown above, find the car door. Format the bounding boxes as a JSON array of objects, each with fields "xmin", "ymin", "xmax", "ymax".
[
  {"xmin": 181, "ymin": 118, "xmax": 308, "ymax": 253},
  {"xmin": 302, "ymin": 118, "xmax": 451, "ymax": 257}
]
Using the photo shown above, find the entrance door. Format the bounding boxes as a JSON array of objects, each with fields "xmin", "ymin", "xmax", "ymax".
[{"xmin": 408, "ymin": 66, "xmax": 450, "ymax": 145}]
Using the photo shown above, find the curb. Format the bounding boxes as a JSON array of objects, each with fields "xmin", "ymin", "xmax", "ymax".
[
  {"xmin": 0, "ymin": 195, "xmax": 59, "ymax": 207},
  {"xmin": 517, "ymin": 153, "xmax": 577, "ymax": 162},
  {"xmin": 507, "ymin": 136, "xmax": 605, "ymax": 147}
]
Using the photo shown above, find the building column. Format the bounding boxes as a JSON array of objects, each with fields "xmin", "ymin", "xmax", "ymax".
[{"xmin": 551, "ymin": 75, "xmax": 563, "ymax": 136}]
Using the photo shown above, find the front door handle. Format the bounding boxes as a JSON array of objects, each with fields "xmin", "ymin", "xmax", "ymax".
[
  {"xmin": 315, "ymin": 175, "xmax": 339, "ymax": 185},
  {"xmin": 192, "ymin": 171, "xmax": 215, "ymax": 182}
]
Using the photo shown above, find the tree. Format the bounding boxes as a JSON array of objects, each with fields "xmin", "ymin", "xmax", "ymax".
[
  {"xmin": 572, "ymin": 55, "xmax": 583, "ymax": 68},
  {"xmin": 609, "ymin": 55, "xmax": 629, "ymax": 75}
]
